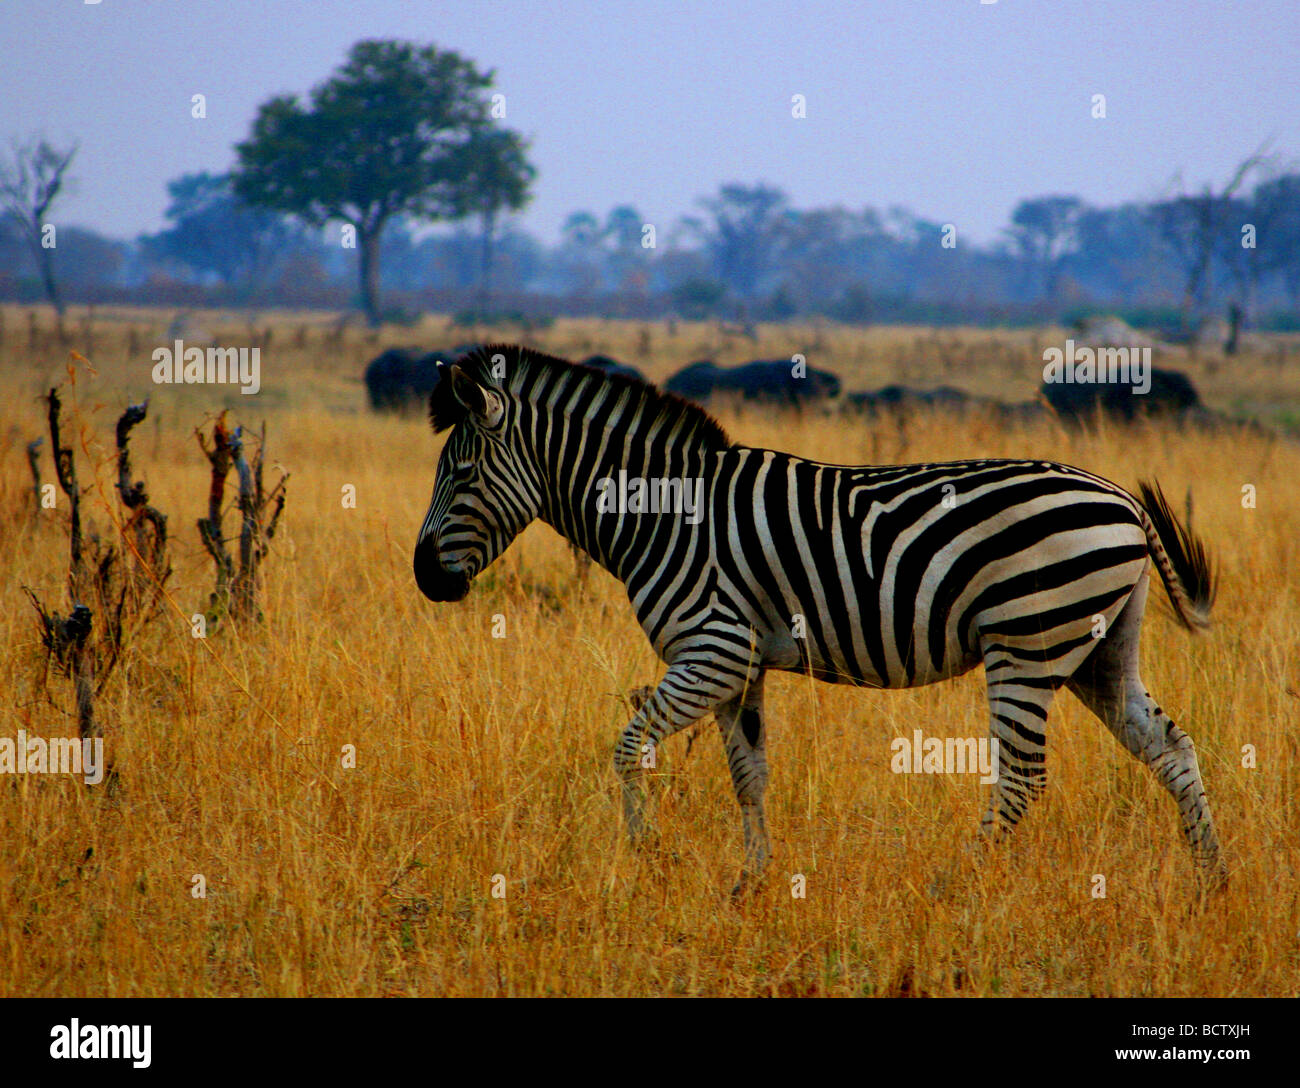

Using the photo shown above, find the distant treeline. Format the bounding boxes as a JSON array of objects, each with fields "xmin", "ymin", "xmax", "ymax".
[{"xmin": 3, "ymin": 176, "xmax": 1299, "ymax": 330}]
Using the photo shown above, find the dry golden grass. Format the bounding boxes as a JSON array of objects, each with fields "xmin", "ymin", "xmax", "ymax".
[{"xmin": 1, "ymin": 304, "xmax": 1297, "ymax": 996}]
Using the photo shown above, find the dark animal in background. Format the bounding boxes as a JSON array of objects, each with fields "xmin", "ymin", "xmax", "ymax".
[
  {"xmin": 579, "ymin": 354, "xmax": 648, "ymax": 384},
  {"xmin": 364, "ymin": 348, "xmax": 422, "ymax": 412},
  {"xmin": 846, "ymin": 384, "xmax": 976, "ymax": 412},
  {"xmin": 662, "ymin": 360, "xmax": 720, "ymax": 400},
  {"xmin": 365, "ymin": 344, "xmax": 479, "ymax": 412},
  {"xmin": 1041, "ymin": 367, "xmax": 1202, "ymax": 422},
  {"xmin": 844, "ymin": 385, "xmax": 1048, "ymax": 424},
  {"xmin": 665, "ymin": 359, "xmax": 841, "ymax": 406},
  {"xmin": 841, "ymin": 371, "xmax": 1215, "ymax": 429}
]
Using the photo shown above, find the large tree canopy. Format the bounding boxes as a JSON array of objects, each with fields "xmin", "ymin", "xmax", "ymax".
[{"xmin": 233, "ymin": 39, "xmax": 533, "ymax": 325}]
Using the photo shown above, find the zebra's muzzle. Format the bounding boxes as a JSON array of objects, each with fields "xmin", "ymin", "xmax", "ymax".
[{"xmin": 413, "ymin": 536, "xmax": 472, "ymax": 602}]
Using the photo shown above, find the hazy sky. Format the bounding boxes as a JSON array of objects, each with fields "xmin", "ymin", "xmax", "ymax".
[{"xmin": 2, "ymin": 0, "xmax": 1297, "ymax": 245}]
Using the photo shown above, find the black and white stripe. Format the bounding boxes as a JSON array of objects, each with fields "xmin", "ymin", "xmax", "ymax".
[{"xmin": 414, "ymin": 346, "xmax": 1225, "ymax": 891}]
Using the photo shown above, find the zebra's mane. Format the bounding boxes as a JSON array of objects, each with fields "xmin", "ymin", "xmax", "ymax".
[{"xmin": 428, "ymin": 343, "xmax": 732, "ymax": 450}]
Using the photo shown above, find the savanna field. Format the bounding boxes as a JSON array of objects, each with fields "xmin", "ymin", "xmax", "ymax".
[{"xmin": 2, "ymin": 304, "xmax": 1298, "ymax": 997}]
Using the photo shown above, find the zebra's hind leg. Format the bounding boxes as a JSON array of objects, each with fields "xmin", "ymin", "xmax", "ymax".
[
  {"xmin": 978, "ymin": 647, "xmax": 1058, "ymax": 845},
  {"xmin": 612, "ymin": 660, "xmax": 743, "ymax": 848},
  {"xmin": 715, "ymin": 673, "xmax": 769, "ymax": 898},
  {"xmin": 1066, "ymin": 574, "xmax": 1226, "ymax": 886}
]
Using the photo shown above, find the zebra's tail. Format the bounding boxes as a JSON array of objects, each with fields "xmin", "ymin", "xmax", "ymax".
[{"xmin": 1135, "ymin": 479, "xmax": 1217, "ymax": 632}]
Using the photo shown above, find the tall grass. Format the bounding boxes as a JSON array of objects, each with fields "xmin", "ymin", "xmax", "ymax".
[{"xmin": 1, "ymin": 305, "xmax": 1296, "ymax": 996}]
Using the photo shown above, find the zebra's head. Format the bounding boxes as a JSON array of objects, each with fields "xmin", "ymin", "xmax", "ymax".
[{"xmin": 414, "ymin": 361, "xmax": 540, "ymax": 602}]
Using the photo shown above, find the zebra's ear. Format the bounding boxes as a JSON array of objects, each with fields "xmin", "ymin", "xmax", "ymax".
[
  {"xmin": 449, "ymin": 365, "xmax": 505, "ymax": 428},
  {"xmin": 428, "ymin": 363, "xmax": 462, "ymax": 433}
]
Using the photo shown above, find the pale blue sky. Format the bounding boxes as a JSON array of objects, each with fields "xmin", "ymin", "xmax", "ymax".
[{"xmin": 1, "ymin": 0, "xmax": 1296, "ymax": 245}]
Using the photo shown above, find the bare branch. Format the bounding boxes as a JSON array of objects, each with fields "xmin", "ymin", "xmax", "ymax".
[
  {"xmin": 47, "ymin": 387, "xmax": 83, "ymax": 594},
  {"xmin": 26, "ymin": 436, "xmax": 42, "ymax": 516},
  {"xmin": 196, "ymin": 414, "xmax": 235, "ymax": 611}
]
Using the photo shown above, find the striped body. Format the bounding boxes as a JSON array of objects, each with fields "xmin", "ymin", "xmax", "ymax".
[
  {"xmin": 415, "ymin": 346, "xmax": 1226, "ymax": 892},
  {"xmin": 620, "ymin": 453, "xmax": 1149, "ymax": 688}
]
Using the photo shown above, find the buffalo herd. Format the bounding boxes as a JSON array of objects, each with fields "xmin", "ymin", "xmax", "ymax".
[{"xmin": 365, "ymin": 344, "xmax": 1210, "ymax": 425}]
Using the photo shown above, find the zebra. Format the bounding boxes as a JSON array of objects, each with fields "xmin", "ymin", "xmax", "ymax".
[{"xmin": 413, "ymin": 345, "xmax": 1226, "ymax": 893}]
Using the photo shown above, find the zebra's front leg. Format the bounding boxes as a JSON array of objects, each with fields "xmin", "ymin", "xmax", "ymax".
[
  {"xmin": 716, "ymin": 673, "xmax": 769, "ymax": 898},
  {"xmin": 613, "ymin": 660, "xmax": 735, "ymax": 845}
]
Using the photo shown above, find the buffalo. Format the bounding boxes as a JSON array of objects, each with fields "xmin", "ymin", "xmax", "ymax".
[
  {"xmin": 664, "ymin": 358, "xmax": 841, "ymax": 406},
  {"xmin": 1041, "ymin": 367, "xmax": 1202, "ymax": 422},
  {"xmin": 365, "ymin": 344, "xmax": 478, "ymax": 413},
  {"xmin": 844, "ymin": 384, "xmax": 1048, "ymax": 424},
  {"xmin": 578, "ymin": 354, "xmax": 648, "ymax": 383}
]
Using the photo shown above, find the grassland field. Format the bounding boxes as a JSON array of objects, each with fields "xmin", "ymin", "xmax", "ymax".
[{"xmin": 1, "ymin": 304, "xmax": 1297, "ymax": 997}]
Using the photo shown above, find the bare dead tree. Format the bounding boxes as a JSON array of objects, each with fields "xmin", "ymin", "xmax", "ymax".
[
  {"xmin": 197, "ymin": 414, "xmax": 235, "ymax": 615},
  {"xmin": 30, "ymin": 387, "xmax": 96, "ymax": 741},
  {"xmin": 230, "ymin": 428, "xmax": 258, "ymax": 619},
  {"xmin": 26, "ymin": 590, "xmax": 96, "ymax": 739},
  {"xmin": 0, "ymin": 138, "xmax": 77, "ymax": 320},
  {"xmin": 115, "ymin": 399, "xmax": 171, "ymax": 616},
  {"xmin": 27, "ymin": 389, "xmax": 175, "ymax": 759},
  {"xmin": 197, "ymin": 415, "xmax": 288, "ymax": 623}
]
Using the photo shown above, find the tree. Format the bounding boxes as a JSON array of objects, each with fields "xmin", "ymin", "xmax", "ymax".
[
  {"xmin": 1149, "ymin": 149, "xmax": 1268, "ymax": 326},
  {"xmin": 603, "ymin": 204, "xmax": 647, "ymax": 295},
  {"xmin": 1216, "ymin": 192, "xmax": 1262, "ymax": 323},
  {"xmin": 604, "ymin": 205, "xmax": 643, "ymax": 252},
  {"xmin": 558, "ymin": 211, "xmax": 603, "ymax": 293},
  {"xmin": 54, "ymin": 227, "xmax": 128, "ymax": 289},
  {"xmin": 1072, "ymin": 203, "xmax": 1167, "ymax": 302},
  {"xmin": 775, "ymin": 206, "xmax": 894, "ymax": 312},
  {"xmin": 142, "ymin": 172, "xmax": 292, "ymax": 292},
  {"xmin": 670, "ymin": 277, "xmax": 727, "ymax": 320},
  {"xmin": 447, "ymin": 127, "xmax": 535, "ymax": 311},
  {"xmin": 1005, "ymin": 195, "xmax": 1084, "ymax": 300},
  {"xmin": 0, "ymin": 137, "xmax": 77, "ymax": 317},
  {"xmin": 1245, "ymin": 172, "xmax": 1300, "ymax": 311},
  {"xmin": 690, "ymin": 183, "xmax": 789, "ymax": 300},
  {"xmin": 562, "ymin": 210, "xmax": 600, "ymax": 248},
  {"xmin": 233, "ymin": 39, "xmax": 524, "ymax": 326}
]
